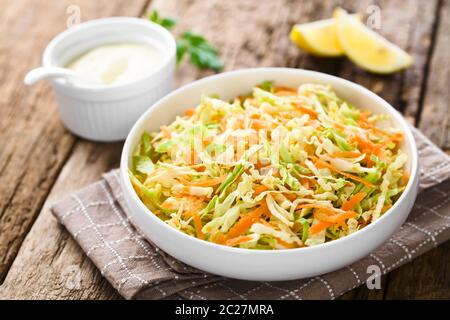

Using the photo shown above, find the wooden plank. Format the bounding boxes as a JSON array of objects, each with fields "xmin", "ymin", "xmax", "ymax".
[
  {"xmin": 402, "ymin": 0, "xmax": 440, "ymax": 122},
  {"xmin": 0, "ymin": 142, "xmax": 123, "ymax": 299},
  {"xmin": 418, "ymin": 0, "xmax": 450, "ymax": 148},
  {"xmin": 151, "ymin": 0, "xmax": 345, "ymax": 86},
  {"xmin": 0, "ymin": 0, "xmax": 149, "ymax": 283},
  {"xmin": 385, "ymin": 0, "xmax": 450, "ymax": 299},
  {"xmin": 384, "ymin": 241, "xmax": 450, "ymax": 299}
]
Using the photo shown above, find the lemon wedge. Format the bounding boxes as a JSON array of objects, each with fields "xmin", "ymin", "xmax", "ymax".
[
  {"xmin": 290, "ymin": 19, "xmax": 344, "ymax": 57},
  {"xmin": 334, "ymin": 8, "xmax": 413, "ymax": 74}
]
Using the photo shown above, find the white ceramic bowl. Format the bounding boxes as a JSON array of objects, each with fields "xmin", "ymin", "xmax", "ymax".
[
  {"xmin": 120, "ymin": 68, "xmax": 419, "ymax": 281},
  {"xmin": 41, "ymin": 17, "xmax": 176, "ymax": 141}
]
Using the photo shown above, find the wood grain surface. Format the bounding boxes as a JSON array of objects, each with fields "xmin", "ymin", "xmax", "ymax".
[
  {"xmin": 0, "ymin": 142, "xmax": 123, "ymax": 299},
  {"xmin": 0, "ymin": 0, "xmax": 448, "ymax": 299},
  {"xmin": 419, "ymin": 0, "xmax": 450, "ymax": 148},
  {"xmin": 0, "ymin": 0, "xmax": 149, "ymax": 284}
]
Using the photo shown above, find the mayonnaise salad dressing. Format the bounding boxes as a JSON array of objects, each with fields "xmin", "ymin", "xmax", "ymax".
[{"xmin": 66, "ymin": 43, "xmax": 164, "ymax": 86}]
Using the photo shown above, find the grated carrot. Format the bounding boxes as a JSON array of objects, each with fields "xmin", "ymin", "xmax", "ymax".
[
  {"xmin": 184, "ymin": 108, "xmax": 196, "ymax": 116},
  {"xmin": 300, "ymin": 178, "xmax": 311, "ymax": 190},
  {"xmin": 304, "ymin": 143, "xmax": 316, "ymax": 156},
  {"xmin": 359, "ymin": 114, "xmax": 403, "ymax": 145},
  {"xmin": 180, "ymin": 199, "xmax": 204, "ymax": 217},
  {"xmin": 381, "ymin": 203, "xmax": 392, "ymax": 213},
  {"xmin": 226, "ymin": 203, "xmax": 268, "ymax": 239},
  {"xmin": 283, "ymin": 192, "xmax": 297, "ymax": 202},
  {"xmin": 253, "ymin": 184, "xmax": 269, "ymax": 196},
  {"xmin": 341, "ymin": 192, "xmax": 366, "ymax": 211},
  {"xmin": 402, "ymin": 172, "xmax": 410, "ymax": 185},
  {"xmin": 275, "ymin": 90, "xmax": 296, "ymax": 97},
  {"xmin": 225, "ymin": 235, "xmax": 254, "ymax": 247},
  {"xmin": 160, "ymin": 125, "xmax": 171, "ymax": 139},
  {"xmin": 353, "ymin": 135, "xmax": 382, "ymax": 157},
  {"xmin": 190, "ymin": 210, "xmax": 204, "ymax": 240},
  {"xmin": 315, "ymin": 211, "xmax": 356, "ymax": 223},
  {"xmin": 389, "ymin": 132, "xmax": 404, "ymax": 143},
  {"xmin": 364, "ymin": 154, "xmax": 374, "ymax": 167},
  {"xmin": 309, "ymin": 221, "xmax": 333, "ymax": 235},
  {"xmin": 275, "ymin": 237, "xmax": 298, "ymax": 248},
  {"xmin": 296, "ymin": 203, "xmax": 341, "ymax": 215},
  {"xmin": 161, "ymin": 199, "xmax": 176, "ymax": 210},
  {"xmin": 213, "ymin": 233, "xmax": 226, "ymax": 244},
  {"xmin": 293, "ymin": 102, "xmax": 318, "ymax": 118},
  {"xmin": 250, "ymin": 119, "xmax": 271, "ymax": 130},
  {"xmin": 184, "ymin": 145, "xmax": 198, "ymax": 165},
  {"xmin": 313, "ymin": 157, "xmax": 375, "ymax": 188},
  {"xmin": 273, "ymin": 86, "xmax": 297, "ymax": 95},
  {"xmin": 331, "ymin": 151, "xmax": 362, "ymax": 158}
]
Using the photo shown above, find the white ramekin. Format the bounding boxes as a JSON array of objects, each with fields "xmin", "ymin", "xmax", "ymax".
[
  {"xmin": 120, "ymin": 68, "xmax": 419, "ymax": 281},
  {"xmin": 41, "ymin": 17, "xmax": 176, "ymax": 141}
]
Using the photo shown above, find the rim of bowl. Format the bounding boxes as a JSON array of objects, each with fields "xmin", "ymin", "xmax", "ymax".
[
  {"xmin": 121, "ymin": 67, "xmax": 419, "ymax": 255},
  {"xmin": 42, "ymin": 17, "xmax": 176, "ymax": 93}
]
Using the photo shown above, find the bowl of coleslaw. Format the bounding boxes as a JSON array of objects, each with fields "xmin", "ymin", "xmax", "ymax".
[{"xmin": 120, "ymin": 68, "xmax": 419, "ymax": 281}]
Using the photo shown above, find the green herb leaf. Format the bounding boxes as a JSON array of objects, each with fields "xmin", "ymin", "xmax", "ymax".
[
  {"xmin": 147, "ymin": 11, "xmax": 223, "ymax": 71},
  {"xmin": 148, "ymin": 10, "xmax": 177, "ymax": 30},
  {"xmin": 160, "ymin": 17, "xmax": 176, "ymax": 29},
  {"xmin": 176, "ymin": 40, "xmax": 188, "ymax": 65},
  {"xmin": 177, "ymin": 30, "xmax": 223, "ymax": 71},
  {"xmin": 149, "ymin": 10, "xmax": 159, "ymax": 23}
]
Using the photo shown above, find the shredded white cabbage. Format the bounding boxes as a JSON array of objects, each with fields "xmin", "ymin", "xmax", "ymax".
[{"xmin": 130, "ymin": 82, "xmax": 408, "ymax": 249}]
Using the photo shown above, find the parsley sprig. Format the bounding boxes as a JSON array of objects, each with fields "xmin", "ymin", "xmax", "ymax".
[
  {"xmin": 148, "ymin": 10, "xmax": 223, "ymax": 71},
  {"xmin": 148, "ymin": 10, "xmax": 176, "ymax": 30}
]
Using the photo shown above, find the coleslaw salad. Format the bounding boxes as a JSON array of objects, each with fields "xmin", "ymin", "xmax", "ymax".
[{"xmin": 129, "ymin": 82, "xmax": 408, "ymax": 250}]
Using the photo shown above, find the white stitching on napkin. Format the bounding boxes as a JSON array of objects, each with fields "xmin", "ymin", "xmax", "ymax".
[
  {"xmin": 73, "ymin": 194, "xmax": 150, "ymax": 290},
  {"xmin": 279, "ymin": 279, "xmax": 315, "ymax": 300},
  {"xmin": 86, "ymin": 236, "xmax": 154, "ymax": 256},
  {"xmin": 60, "ymin": 201, "xmax": 109, "ymax": 221},
  {"xmin": 74, "ymin": 221, "xmax": 123, "ymax": 238},
  {"xmin": 411, "ymin": 192, "xmax": 450, "ymax": 222},
  {"xmin": 238, "ymin": 283, "xmax": 265, "ymax": 298},
  {"xmin": 404, "ymin": 222, "xmax": 437, "ymax": 246},
  {"xmin": 265, "ymin": 282, "xmax": 302, "ymax": 300},
  {"xmin": 346, "ymin": 266, "xmax": 361, "ymax": 285},
  {"xmin": 218, "ymin": 282, "xmax": 247, "ymax": 300},
  {"xmin": 188, "ymin": 290, "xmax": 207, "ymax": 300},
  {"xmin": 102, "ymin": 255, "xmax": 152, "ymax": 272},
  {"xmin": 315, "ymin": 276, "xmax": 335, "ymax": 300},
  {"xmin": 260, "ymin": 282, "xmax": 296, "ymax": 299},
  {"xmin": 100, "ymin": 182, "xmax": 155, "ymax": 259},
  {"xmin": 390, "ymin": 238, "xmax": 412, "ymax": 260},
  {"xmin": 385, "ymin": 238, "xmax": 432, "ymax": 272},
  {"xmin": 369, "ymin": 253, "xmax": 386, "ymax": 273}
]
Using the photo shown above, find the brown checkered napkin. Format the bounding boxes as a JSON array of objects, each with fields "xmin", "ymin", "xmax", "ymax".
[{"xmin": 52, "ymin": 127, "xmax": 450, "ymax": 300}]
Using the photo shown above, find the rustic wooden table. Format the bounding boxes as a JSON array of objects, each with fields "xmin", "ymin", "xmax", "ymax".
[{"xmin": 0, "ymin": 0, "xmax": 449, "ymax": 300}]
